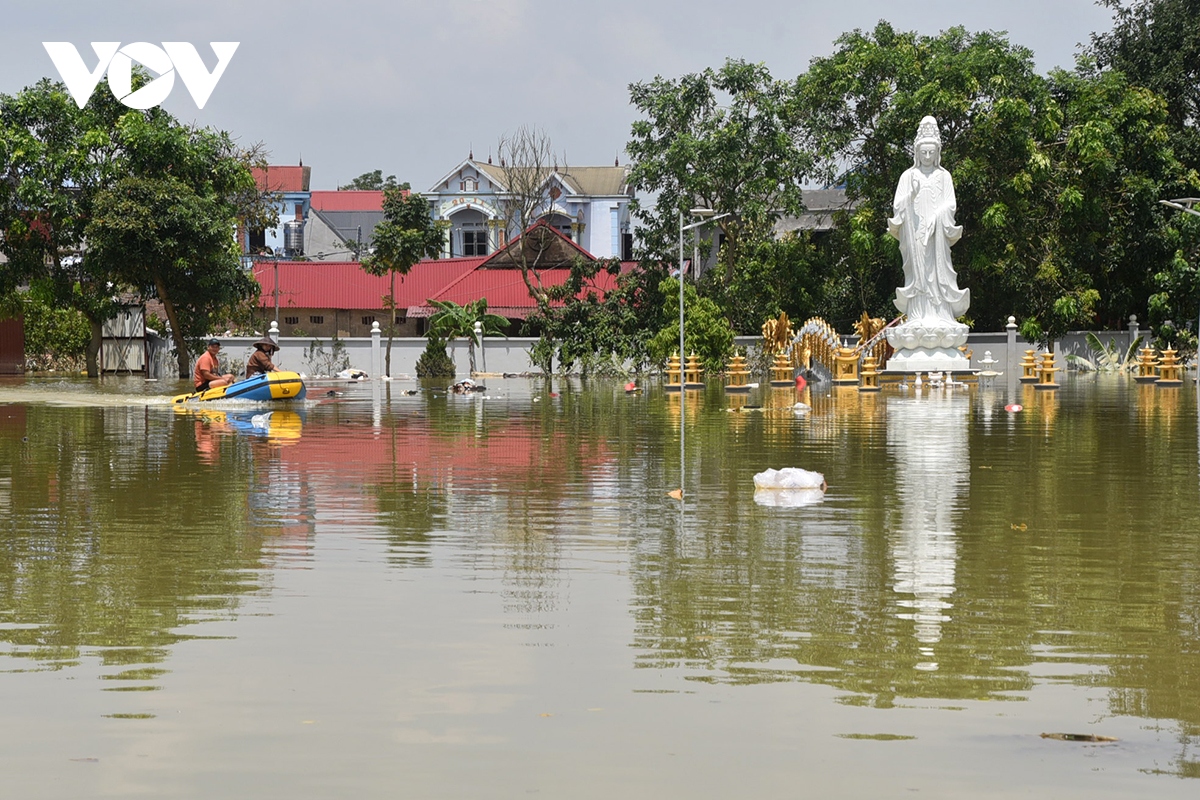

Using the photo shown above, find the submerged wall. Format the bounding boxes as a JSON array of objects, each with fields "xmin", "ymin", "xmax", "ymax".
[{"xmin": 174, "ymin": 316, "xmax": 1160, "ymax": 381}]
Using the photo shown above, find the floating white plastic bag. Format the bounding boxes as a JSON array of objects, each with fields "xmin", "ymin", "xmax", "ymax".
[{"xmin": 753, "ymin": 467, "xmax": 825, "ymax": 490}]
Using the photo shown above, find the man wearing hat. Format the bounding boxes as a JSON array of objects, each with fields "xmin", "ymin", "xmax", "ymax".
[
  {"xmin": 245, "ymin": 336, "xmax": 280, "ymax": 378},
  {"xmin": 194, "ymin": 339, "xmax": 235, "ymax": 390}
]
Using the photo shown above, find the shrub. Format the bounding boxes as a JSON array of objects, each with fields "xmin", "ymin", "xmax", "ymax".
[{"xmin": 415, "ymin": 337, "xmax": 455, "ymax": 378}]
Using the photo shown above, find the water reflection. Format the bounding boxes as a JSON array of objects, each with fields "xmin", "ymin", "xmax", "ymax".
[
  {"xmin": 886, "ymin": 394, "xmax": 969, "ymax": 669},
  {"xmin": 1, "ymin": 376, "xmax": 1199, "ymax": 790}
]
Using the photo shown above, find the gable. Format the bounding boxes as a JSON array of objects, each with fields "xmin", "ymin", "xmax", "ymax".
[{"xmin": 480, "ymin": 220, "xmax": 595, "ymax": 270}]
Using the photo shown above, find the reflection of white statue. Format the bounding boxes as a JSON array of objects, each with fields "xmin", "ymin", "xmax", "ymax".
[
  {"xmin": 885, "ymin": 116, "xmax": 971, "ymax": 371},
  {"xmin": 887, "ymin": 394, "xmax": 969, "ymax": 669}
]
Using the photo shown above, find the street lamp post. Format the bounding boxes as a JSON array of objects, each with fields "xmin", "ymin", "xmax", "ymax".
[
  {"xmin": 1158, "ymin": 198, "xmax": 1200, "ymax": 349},
  {"xmin": 676, "ymin": 208, "xmax": 731, "ymax": 503}
]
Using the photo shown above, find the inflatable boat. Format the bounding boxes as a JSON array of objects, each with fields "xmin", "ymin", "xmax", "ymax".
[{"xmin": 171, "ymin": 371, "xmax": 307, "ymax": 404}]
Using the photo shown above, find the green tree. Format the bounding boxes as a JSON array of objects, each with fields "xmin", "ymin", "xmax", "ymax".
[
  {"xmin": 627, "ymin": 59, "xmax": 816, "ymax": 284},
  {"xmin": 415, "ymin": 336, "xmax": 456, "ymax": 378},
  {"xmin": 362, "ymin": 189, "xmax": 444, "ymax": 376},
  {"xmin": 796, "ymin": 22, "xmax": 1199, "ymax": 341},
  {"xmin": 11, "ymin": 286, "xmax": 91, "ymax": 370},
  {"xmin": 338, "ymin": 169, "xmax": 408, "ymax": 192},
  {"xmin": 0, "ymin": 78, "xmax": 128, "ymax": 375},
  {"xmin": 1089, "ymin": 0, "xmax": 1200, "ymax": 171},
  {"xmin": 647, "ymin": 276, "xmax": 735, "ymax": 373},
  {"xmin": 798, "ymin": 23, "xmax": 1058, "ymax": 330},
  {"xmin": 426, "ymin": 298, "xmax": 507, "ymax": 375},
  {"xmin": 527, "ymin": 258, "xmax": 670, "ymax": 376},
  {"xmin": 698, "ymin": 233, "xmax": 828, "ymax": 334},
  {"xmin": 2, "ymin": 75, "xmax": 275, "ymax": 378},
  {"xmin": 1042, "ymin": 64, "xmax": 1197, "ymax": 336},
  {"xmin": 84, "ymin": 112, "xmax": 264, "ymax": 378}
]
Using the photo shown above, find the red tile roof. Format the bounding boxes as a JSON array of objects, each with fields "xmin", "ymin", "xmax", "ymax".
[
  {"xmin": 410, "ymin": 267, "xmax": 622, "ymax": 319},
  {"xmin": 252, "ymin": 165, "xmax": 311, "ymax": 193},
  {"xmin": 309, "ymin": 191, "xmax": 386, "ymax": 212},
  {"xmin": 250, "ymin": 256, "xmax": 639, "ymax": 319},
  {"xmin": 251, "ymin": 258, "xmax": 482, "ymax": 311}
]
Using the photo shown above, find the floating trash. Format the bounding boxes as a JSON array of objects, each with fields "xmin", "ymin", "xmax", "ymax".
[
  {"xmin": 1005, "ymin": 403, "xmax": 1023, "ymax": 413},
  {"xmin": 753, "ymin": 468, "xmax": 827, "ymax": 507},
  {"xmin": 1040, "ymin": 733, "xmax": 1118, "ymax": 743},
  {"xmin": 754, "ymin": 467, "xmax": 825, "ymax": 490}
]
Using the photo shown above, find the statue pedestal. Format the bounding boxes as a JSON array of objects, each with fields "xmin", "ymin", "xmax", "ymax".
[
  {"xmin": 885, "ymin": 347, "xmax": 971, "ymax": 373},
  {"xmin": 884, "ymin": 318, "xmax": 970, "ymax": 373}
]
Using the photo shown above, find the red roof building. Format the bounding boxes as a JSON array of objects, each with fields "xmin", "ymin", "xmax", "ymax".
[
  {"xmin": 309, "ymin": 191, "xmax": 385, "ymax": 212},
  {"xmin": 249, "ymin": 222, "xmax": 638, "ymax": 337},
  {"xmin": 252, "ymin": 165, "xmax": 311, "ymax": 193}
]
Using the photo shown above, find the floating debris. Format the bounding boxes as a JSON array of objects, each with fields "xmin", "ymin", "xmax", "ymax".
[
  {"xmin": 754, "ymin": 468, "xmax": 825, "ymax": 491},
  {"xmin": 1040, "ymin": 733, "xmax": 1118, "ymax": 742}
]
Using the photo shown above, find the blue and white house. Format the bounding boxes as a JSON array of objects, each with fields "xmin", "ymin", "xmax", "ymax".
[
  {"xmin": 424, "ymin": 157, "xmax": 634, "ymax": 260},
  {"xmin": 247, "ymin": 165, "xmax": 312, "ymax": 257}
]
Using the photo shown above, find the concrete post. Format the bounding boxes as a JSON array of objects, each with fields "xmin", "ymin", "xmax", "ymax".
[
  {"xmin": 268, "ymin": 320, "xmax": 279, "ymax": 346},
  {"xmin": 1006, "ymin": 316, "xmax": 1017, "ymax": 380},
  {"xmin": 370, "ymin": 321, "xmax": 381, "ymax": 379},
  {"xmin": 1129, "ymin": 314, "xmax": 1140, "ymax": 350},
  {"xmin": 474, "ymin": 320, "xmax": 484, "ymax": 374}
]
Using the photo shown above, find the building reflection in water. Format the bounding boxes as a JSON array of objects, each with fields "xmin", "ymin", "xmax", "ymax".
[
  {"xmin": 886, "ymin": 393, "xmax": 970, "ymax": 671},
  {"xmin": 242, "ymin": 411, "xmax": 317, "ymax": 555}
]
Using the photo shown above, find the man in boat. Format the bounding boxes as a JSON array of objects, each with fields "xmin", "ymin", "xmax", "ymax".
[
  {"xmin": 245, "ymin": 336, "xmax": 280, "ymax": 378},
  {"xmin": 194, "ymin": 339, "xmax": 235, "ymax": 391}
]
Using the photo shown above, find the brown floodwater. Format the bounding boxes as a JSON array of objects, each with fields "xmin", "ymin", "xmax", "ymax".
[{"xmin": 0, "ymin": 372, "xmax": 1197, "ymax": 798}]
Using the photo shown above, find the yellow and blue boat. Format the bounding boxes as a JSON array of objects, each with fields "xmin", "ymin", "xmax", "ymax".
[{"xmin": 171, "ymin": 371, "xmax": 307, "ymax": 404}]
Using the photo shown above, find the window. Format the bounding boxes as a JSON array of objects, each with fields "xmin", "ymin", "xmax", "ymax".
[
  {"xmin": 361, "ymin": 315, "xmax": 375, "ymax": 326},
  {"xmin": 309, "ymin": 315, "xmax": 324, "ymax": 324},
  {"xmin": 463, "ymin": 230, "xmax": 489, "ymax": 256},
  {"xmin": 460, "ymin": 177, "xmax": 478, "ymax": 192},
  {"xmin": 284, "ymin": 316, "xmax": 299, "ymax": 325}
]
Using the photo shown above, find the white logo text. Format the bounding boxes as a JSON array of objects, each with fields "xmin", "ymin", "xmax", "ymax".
[{"xmin": 42, "ymin": 42, "xmax": 239, "ymax": 109}]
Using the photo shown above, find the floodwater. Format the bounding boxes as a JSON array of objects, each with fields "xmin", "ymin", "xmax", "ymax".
[{"xmin": 0, "ymin": 372, "xmax": 1197, "ymax": 799}]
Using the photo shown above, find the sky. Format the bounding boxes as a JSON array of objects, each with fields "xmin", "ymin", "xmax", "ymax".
[{"xmin": 1, "ymin": 0, "xmax": 1116, "ymax": 192}]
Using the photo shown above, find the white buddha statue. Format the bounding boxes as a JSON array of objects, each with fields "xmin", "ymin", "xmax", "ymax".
[{"xmin": 884, "ymin": 116, "xmax": 971, "ymax": 371}]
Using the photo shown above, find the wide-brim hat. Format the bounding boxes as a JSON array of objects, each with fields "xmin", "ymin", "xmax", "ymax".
[{"xmin": 253, "ymin": 336, "xmax": 279, "ymax": 352}]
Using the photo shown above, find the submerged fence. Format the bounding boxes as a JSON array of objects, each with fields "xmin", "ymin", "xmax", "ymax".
[{"xmin": 130, "ymin": 314, "xmax": 1163, "ymax": 381}]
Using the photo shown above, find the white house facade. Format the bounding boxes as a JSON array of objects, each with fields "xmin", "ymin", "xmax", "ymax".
[{"xmin": 423, "ymin": 157, "xmax": 633, "ymax": 260}]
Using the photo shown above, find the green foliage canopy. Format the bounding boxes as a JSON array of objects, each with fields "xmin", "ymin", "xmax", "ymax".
[
  {"xmin": 647, "ymin": 277, "xmax": 735, "ymax": 373},
  {"xmin": 426, "ymin": 298, "xmax": 507, "ymax": 374},
  {"xmin": 626, "ymin": 59, "xmax": 815, "ymax": 284},
  {"xmin": 796, "ymin": 22, "xmax": 1200, "ymax": 342},
  {"xmin": 338, "ymin": 169, "xmax": 409, "ymax": 192},
  {"xmin": 527, "ymin": 258, "xmax": 669, "ymax": 375},
  {"xmin": 85, "ymin": 112, "xmax": 262, "ymax": 378}
]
